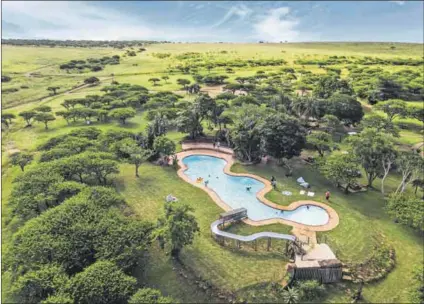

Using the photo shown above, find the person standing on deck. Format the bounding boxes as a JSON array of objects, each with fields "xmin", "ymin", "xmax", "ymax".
[{"xmin": 217, "ymin": 141, "xmax": 221, "ymax": 149}]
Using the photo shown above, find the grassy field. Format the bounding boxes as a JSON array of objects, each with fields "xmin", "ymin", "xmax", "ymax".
[{"xmin": 2, "ymin": 42, "xmax": 423, "ymax": 303}]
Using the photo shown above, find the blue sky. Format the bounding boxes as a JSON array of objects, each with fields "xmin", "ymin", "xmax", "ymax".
[{"xmin": 2, "ymin": 1, "xmax": 423, "ymax": 42}]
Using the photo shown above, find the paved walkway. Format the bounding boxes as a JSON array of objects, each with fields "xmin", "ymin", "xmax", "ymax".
[{"xmin": 181, "ymin": 142, "xmax": 234, "ymax": 155}]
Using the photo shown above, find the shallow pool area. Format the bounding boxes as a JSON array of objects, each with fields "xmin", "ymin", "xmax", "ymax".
[{"xmin": 182, "ymin": 155, "xmax": 329, "ymax": 226}]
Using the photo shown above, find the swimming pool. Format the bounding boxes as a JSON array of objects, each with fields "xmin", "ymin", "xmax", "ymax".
[{"xmin": 182, "ymin": 155, "xmax": 329, "ymax": 226}]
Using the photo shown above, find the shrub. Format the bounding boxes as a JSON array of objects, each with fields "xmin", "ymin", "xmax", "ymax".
[{"xmin": 297, "ymin": 280, "xmax": 326, "ymax": 301}]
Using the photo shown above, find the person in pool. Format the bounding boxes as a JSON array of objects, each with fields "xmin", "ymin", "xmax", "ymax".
[
  {"xmin": 205, "ymin": 180, "xmax": 209, "ymax": 187},
  {"xmin": 246, "ymin": 186, "xmax": 252, "ymax": 191}
]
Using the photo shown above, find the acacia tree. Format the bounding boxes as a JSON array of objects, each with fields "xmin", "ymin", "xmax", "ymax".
[
  {"xmin": 34, "ymin": 105, "xmax": 52, "ymax": 113},
  {"xmin": 83, "ymin": 76, "xmax": 100, "ymax": 85},
  {"xmin": 360, "ymin": 113, "xmax": 399, "ymax": 137},
  {"xmin": 348, "ymin": 128, "xmax": 396, "ymax": 187},
  {"xmin": 19, "ymin": 110, "xmax": 37, "ymax": 127},
  {"xmin": 318, "ymin": 153, "xmax": 360, "ymax": 194},
  {"xmin": 148, "ymin": 78, "xmax": 161, "ymax": 86},
  {"xmin": 161, "ymin": 75, "xmax": 169, "ymax": 83},
  {"xmin": 375, "ymin": 99, "xmax": 407, "ymax": 122},
  {"xmin": 2, "ymin": 113, "xmax": 16, "ymax": 127},
  {"xmin": 34, "ymin": 113, "xmax": 56, "ymax": 130},
  {"xmin": 10, "ymin": 152, "xmax": 33, "ymax": 172},
  {"xmin": 155, "ymin": 203, "xmax": 199, "ymax": 258},
  {"xmin": 395, "ymin": 151, "xmax": 423, "ymax": 194},
  {"xmin": 177, "ymin": 78, "xmax": 191, "ymax": 90},
  {"xmin": 47, "ymin": 86, "xmax": 60, "ymax": 95},
  {"xmin": 121, "ymin": 141, "xmax": 153, "ymax": 177},
  {"xmin": 307, "ymin": 131, "xmax": 335, "ymax": 157},
  {"xmin": 109, "ymin": 108, "xmax": 136, "ymax": 124}
]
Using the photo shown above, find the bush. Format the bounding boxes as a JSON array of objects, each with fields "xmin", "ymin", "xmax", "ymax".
[{"xmin": 297, "ymin": 280, "xmax": 326, "ymax": 301}]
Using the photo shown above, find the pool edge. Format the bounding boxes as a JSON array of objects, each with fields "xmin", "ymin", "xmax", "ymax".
[{"xmin": 175, "ymin": 149, "xmax": 339, "ymax": 232}]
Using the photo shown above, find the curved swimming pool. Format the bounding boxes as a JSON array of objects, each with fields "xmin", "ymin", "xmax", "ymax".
[{"xmin": 182, "ymin": 155, "xmax": 329, "ymax": 226}]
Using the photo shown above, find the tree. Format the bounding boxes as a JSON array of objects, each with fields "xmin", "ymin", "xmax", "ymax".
[
  {"xmin": 153, "ymin": 136, "xmax": 176, "ymax": 164},
  {"xmin": 149, "ymin": 78, "xmax": 161, "ymax": 86},
  {"xmin": 109, "ymin": 107, "xmax": 136, "ymax": 124},
  {"xmin": 259, "ymin": 113, "xmax": 306, "ymax": 166},
  {"xmin": 34, "ymin": 105, "xmax": 52, "ymax": 113},
  {"xmin": 281, "ymin": 287, "xmax": 300, "ymax": 304},
  {"xmin": 2, "ymin": 112, "xmax": 16, "ymax": 128},
  {"xmin": 177, "ymin": 78, "xmax": 191, "ymax": 89},
  {"xmin": 322, "ymin": 114, "xmax": 341, "ymax": 135},
  {"xmin": 387, "ymin": 193, "xmax": 424, "ymax": 232},
  {"xmin": 120, "ymin": 140, "xmax": 153, "ymax": 177},
  {"xmin": 348, "ymin": 128, "xmax": 396, "ymax": 187},
  {"xmin": 408, "ymin": 106, "xmax": 424, "ymax": 123},
  {"xmin": 42, "ymin": 293, "xmax": 74, "ymax": 304},
  {"xmin": 176, "ymin": 108, "xmax": 203, "ymax": 139},
  {"xmin": 19, "ymin": 110, "xmax": 37, "ymax": 127},
  {"xmin": 380, "ymin": 148, "xmax": 397, "ymax": 195},
  {"xmin": 2, "ymin": 112, "xmax": 16, "ymax": 124},
  {"xmin": 395, "ymin": 151, "xmax": 423, "ymax": 194},
  {"xmin": 155, "ymin": 203, "xmax": 199, "ymax": 258},
  {"xmin": 56, "ymin": 111, "xmax": 73, "ymax": 125},
  {"xmin": 161, "ymin": 75, "xmax": 170, "ymax": 83},
  {"xmin": 327, "ymin": 93, "xmax": 364, "ymax": 125},
  {"xmin": 313, "ymin": 75, "xmax": 353, "ymax": 99},
  {"xmin": 412, "ymin": 179, "xmax": 424, "ymax": 196},
  {"xmin": 318, "ymin": 153, "xmax": 360, "ymax": 194},
  {"xmin": 67, "ymin": 261, "xmax": 137, "ymax": 304},
  {"xmin": 84, "ymin": 76, "xmax": 100, "ymax": 85},
  {"xmin": 375, "ymin": 99, "xmax": 407, "ymax": 122},
  {"xmin": 34, "ymin": 113, "xmax": 56, "ymax": 129},
  {"xmin": 128, "ymin": 288, "xmax": 174, "ymax": 304},
  {"xmin": 47, "ymin": 86, "xmax": 60, "ymax": 95},
  {"xmin": 307, "ymin": 131, "xmax": 335, "ymax": 157},
  {"xmin": 360, "ymin": 113, "xmax": 399, "ymax": 137},
  {"xmin": 10, "ymin": 152, "xmax": 33, "ymax": 171},
  {"xmin": 223, "ymin": 83, "xmax": 242, "ymax": 94},
  {"xmin": 10, "ymin": 264, "xmax": 69, "ymax": 304},
  {"xmin": 231, "ymin": 105, "xmax": 264, "ymax": 162}
]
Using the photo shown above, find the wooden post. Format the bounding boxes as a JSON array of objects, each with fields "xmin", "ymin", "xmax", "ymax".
[
  {"xmin": 254, "ymin": 240, "xmax": 257, "ymax": 251},
  {"xmin": 267, "ymin": 237, "xmax": 271, "ymax": 251},
  {"xmin": 285, "ymin": 241, "xmax": 289, "ymax": 255}
]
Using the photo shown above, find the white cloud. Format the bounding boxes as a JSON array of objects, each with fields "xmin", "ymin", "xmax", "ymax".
[
  {"xmin": 253, "ymin": 7, "xmax": 300, "ymax": 42},
  {"xmin": 211, "ymin": 4, "xmax": 253, "ymax": 28},
  {"xmin": 1, "ymin": 1, "xmax": 222, "ymax": 41},
  {"xmin": 390, "ymin": 1, "xmax": 405, "ymax": 5}
]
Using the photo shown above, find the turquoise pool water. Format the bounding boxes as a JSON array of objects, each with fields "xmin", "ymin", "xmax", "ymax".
[{"xmin": 182, "ymin": 155, "xmax": 329, "ymax": 226}]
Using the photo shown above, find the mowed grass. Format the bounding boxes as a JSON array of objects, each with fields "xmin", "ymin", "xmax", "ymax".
[
  {"xmin": 232, "ymin": 160, "xmax": 423, "ymax": 303},
  {"xmin": 114, "ymin": 163, "xmax": 290, "ymax": 295}
]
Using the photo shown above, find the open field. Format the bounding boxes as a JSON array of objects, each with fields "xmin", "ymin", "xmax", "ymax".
[{"xmin": 2, "ymin": 42, "xmax": 423, "ymax": 303}]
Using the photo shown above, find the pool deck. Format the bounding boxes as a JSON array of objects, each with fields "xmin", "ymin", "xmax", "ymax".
[{"xmin": 175, "ymin": 146, "xmax": 339, "ymax": 233}]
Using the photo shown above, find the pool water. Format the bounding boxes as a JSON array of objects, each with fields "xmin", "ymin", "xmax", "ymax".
[{"xmin": 182, "ymin": 155, "xmax": 329, "ymax": 226}]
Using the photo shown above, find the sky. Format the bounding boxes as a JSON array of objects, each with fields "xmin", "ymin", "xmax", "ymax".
[{"xmin": 2, "ymin": 1, "xmax": 423, "ymax": 43}]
